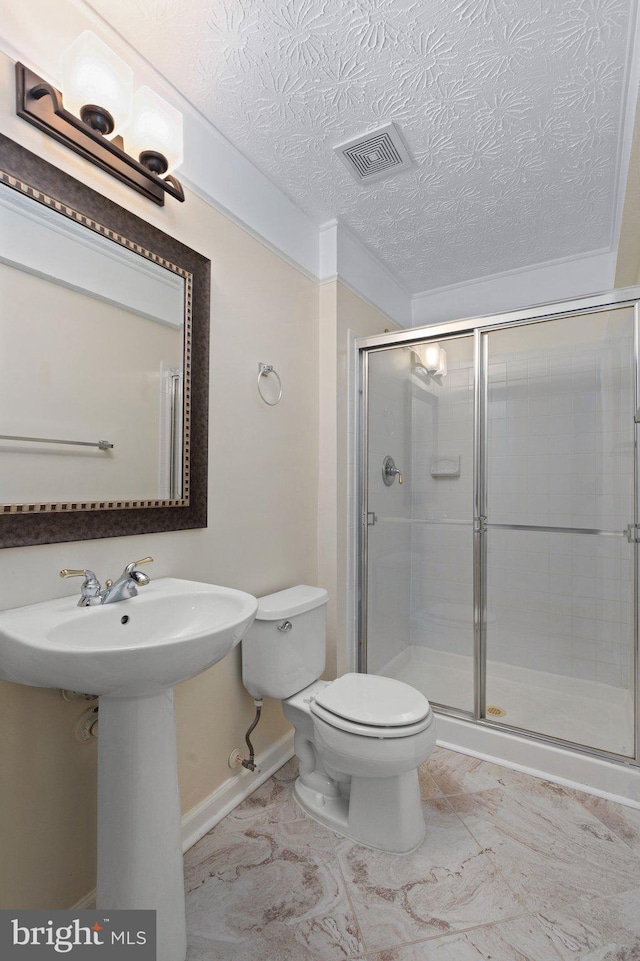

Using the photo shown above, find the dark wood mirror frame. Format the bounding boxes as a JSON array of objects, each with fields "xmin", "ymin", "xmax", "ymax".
[{"xmin": 0, "ymin": 133, "xmax": 209, "ymax": 548}]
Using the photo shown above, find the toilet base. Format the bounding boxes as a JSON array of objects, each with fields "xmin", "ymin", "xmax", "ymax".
[{"xmin": 292, "ymin": 770, "xmax": 426, "ymax": 854}]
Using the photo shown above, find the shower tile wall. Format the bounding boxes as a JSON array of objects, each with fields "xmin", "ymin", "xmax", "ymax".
[
  {"xmin": 487, "ymin": 531, "xmax": 632, "ymax": 687},
  {"xmin": 409, "ymin": 318, "xmax": 635, "ymax": 697},
  {"xmin": 487, "ymin": 333, "xmax": 633, "ymax": 532},
  {"xmin": 410, "ymin": 341, "xmax": 474, "ymax": 665}
]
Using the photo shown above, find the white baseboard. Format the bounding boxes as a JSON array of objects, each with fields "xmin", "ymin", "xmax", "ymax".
[
  {"xmin": 181, "ymin": 731, "xmax": 295, "ymax": 852},
  {"xmin": 71, "ymin": 889, "xmax": 96, "ymax": 910}
]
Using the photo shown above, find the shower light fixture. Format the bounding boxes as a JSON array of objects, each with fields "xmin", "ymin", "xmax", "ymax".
[
  {"xmin": 15, "ymin": 31, "xmax": 184, "ymax": 205},
  {"xmin": 412, "ymin": 343, "xmax": 447, "ymax": 377}
]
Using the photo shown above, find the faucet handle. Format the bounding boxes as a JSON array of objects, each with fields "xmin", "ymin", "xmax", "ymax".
[
  {"xmin": 131, "ymin": 556, "xmax": 153, "ymax": 585},
  {"xmin": 60, "ymin": 568, "xmax": 98, "ymax": 581},
  {"xmin": 120, "ymin": 556, "xmax": 153, "ymax": 586},
  {"xmin": 123, "ymin": 556, "xmax": 154, "ymax": 574},
  {"xmin": 59, "ymin": 569, "xmax": 102, "ymax": 606}
]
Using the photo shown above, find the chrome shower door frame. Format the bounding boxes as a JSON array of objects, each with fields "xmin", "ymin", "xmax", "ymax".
[{"xmin": 356, "ymin": 287, "xmax": 640, "ymax": 767}]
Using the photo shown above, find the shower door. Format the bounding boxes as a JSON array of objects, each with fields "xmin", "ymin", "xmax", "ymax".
[
  {"xmin": 361, "ymin": 334, "xmax": 477, "ymax": 714},
  {"xmin": 482, "ymin": 307, "xmax": 637, "ymax": 756},
  {"xmin": 359, "ymin": 294, "xmax": 639, "ymax": 761}
]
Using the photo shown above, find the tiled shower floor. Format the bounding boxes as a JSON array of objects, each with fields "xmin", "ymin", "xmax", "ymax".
[
  {"xmin": 184, "ymin": 749, "xmax": 640, "ymax": 960},
  {"xmin": 381, "ymin": 646, "xmax": 634, "ymax": 756}
]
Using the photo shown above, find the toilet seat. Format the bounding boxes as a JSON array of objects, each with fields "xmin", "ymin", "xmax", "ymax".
[
  {"xmin": 310, "ymin": 700, "xmax": 433, "ymax": 738},
  {"xmin": 310, "ymin": 673, "xmax": 432, "ymax": 739}
]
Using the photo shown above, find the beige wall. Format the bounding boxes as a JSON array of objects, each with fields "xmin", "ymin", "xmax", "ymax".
[
  {"xmin": 0, "ymin": 50, "xmax": 318, "ymax": 909},
  {"xmin": 615, "ymin": 98, "xmax": 640, "ymax": 287},
  {"xmin": 318, "ymin": 280, "xmax": 393, "ymax": 679},
  {"xmin": 318, "ymin": 282, "xmax": 339, "ymax": 675}
]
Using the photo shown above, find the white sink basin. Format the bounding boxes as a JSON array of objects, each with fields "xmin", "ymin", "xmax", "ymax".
[
  {"xmin": 0, "ymin": 576, "xmax": 257, "ymax": 696},
  {"xmin": 0, "ymin": 575, "xmax": 258, "ymax": 961}
]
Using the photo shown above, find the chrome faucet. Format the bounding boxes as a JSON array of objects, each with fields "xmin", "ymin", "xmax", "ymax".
[
  {"xmin": 60, "ymin": 557, "xmax": 153, "ymax": 606},
  {"xmin": 101, "ymin": 557, "xmax": 153, "ymax": 604}
]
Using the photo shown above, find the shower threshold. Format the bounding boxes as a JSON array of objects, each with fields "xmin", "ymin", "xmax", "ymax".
[{"xmin": 379, "ymin": 646, "xmax": 634, "ymax": 759}]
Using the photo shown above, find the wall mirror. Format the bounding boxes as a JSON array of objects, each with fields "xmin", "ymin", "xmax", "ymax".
[{"xmin": 0, "ymin": 134, "xmax": 210, "ymax": 547}]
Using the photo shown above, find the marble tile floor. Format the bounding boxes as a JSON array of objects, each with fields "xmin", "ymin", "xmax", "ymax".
[{"xmin": 184, "ymin": 748, "xmax": 640, "ymax": 961}]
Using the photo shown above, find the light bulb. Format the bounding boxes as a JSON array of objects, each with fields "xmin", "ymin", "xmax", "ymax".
[
  {"xmin": 424, "ymin": 344, "xmax": 441, "ymax": 371},
  {"xmin": 60, "ymin": 31, "xmax": 133, "ymax": 136},
  {"xmin": 124, "ymin": 87, "xmax": 184, "ymax": 175}
]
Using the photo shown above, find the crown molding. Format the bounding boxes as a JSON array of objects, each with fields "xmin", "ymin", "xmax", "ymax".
[
  {"xmin": 320, "ymin": 220, "xmax": 411, "ymax": 327},
  {"xmin": 412, "ymin": 249, "xmax": 617, "ymax": 327}
]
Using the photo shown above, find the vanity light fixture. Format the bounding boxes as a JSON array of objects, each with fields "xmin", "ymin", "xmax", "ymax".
[
  {"xmin": 125, "ymin": 86, "xmax": 184, "ymax": 176},
  {"xmin": 412, "ymin": 342, "xmax": 447, "ymax": 377},
  {"xmin": 15, "ymin": 31, "xmax": 184, "ymax": 205}
]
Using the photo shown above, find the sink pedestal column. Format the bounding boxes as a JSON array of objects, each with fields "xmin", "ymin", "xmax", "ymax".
[{"xmin": 96, "ymin": 689, "xmax": 187, "ymax": 961}]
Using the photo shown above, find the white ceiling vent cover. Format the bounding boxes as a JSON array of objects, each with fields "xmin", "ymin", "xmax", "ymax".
[{"xmin": 334, "ymin": 123, "xmax": 416, "ymax": 184}]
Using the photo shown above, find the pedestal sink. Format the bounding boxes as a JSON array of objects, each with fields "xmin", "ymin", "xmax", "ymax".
[{"xmin": 0, "ymin": 577, "xmax": 258, "ymax": 961}]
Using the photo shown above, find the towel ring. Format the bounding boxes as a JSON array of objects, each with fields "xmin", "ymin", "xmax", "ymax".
[{"xmin": 257, "ymin": 363, "xmax": 282, "ymax": 406}]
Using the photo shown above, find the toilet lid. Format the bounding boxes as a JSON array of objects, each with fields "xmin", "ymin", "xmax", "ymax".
[{"xmin": 312, "ymin": 673, "xmax": 430, "ymax": 728}]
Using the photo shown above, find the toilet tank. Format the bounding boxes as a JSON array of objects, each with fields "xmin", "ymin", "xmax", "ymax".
[{"xmin": 241, "ymin": 585, "xmax": 328, "ymax": 699}]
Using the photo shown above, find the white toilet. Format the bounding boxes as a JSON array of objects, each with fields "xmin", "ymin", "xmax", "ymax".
[{"xmin": 241, "ymin": 585, "xmax": 436, "ymax": 853}]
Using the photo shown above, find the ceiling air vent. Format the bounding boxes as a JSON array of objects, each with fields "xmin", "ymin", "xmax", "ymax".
[{"xmin": 334, "ymin": 123, "xmax": 416, "ymax": 184}]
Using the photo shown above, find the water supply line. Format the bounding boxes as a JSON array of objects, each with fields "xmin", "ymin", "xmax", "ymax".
[{"xmin": 240, "ymin": 698, "xmax": 263, "ymax": 772}]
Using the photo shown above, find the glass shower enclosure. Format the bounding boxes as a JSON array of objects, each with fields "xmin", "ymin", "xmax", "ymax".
[{"xmin": 358, "ymin": 291, "xmax": 639, "ymax": 763}]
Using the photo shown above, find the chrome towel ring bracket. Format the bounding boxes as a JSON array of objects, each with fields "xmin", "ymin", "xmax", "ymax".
[{"xmin": 257, "ymin": 363, "xmax": 282, "ymax": 406}]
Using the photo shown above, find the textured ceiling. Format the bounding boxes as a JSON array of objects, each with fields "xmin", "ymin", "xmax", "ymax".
[{"xmin": 87, "ymin": 0, "xmax": 636, "ymax": 293}]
